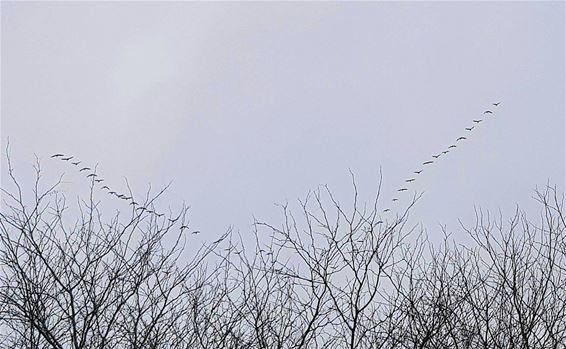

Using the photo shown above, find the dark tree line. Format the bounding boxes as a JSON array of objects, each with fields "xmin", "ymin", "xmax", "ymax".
[{"xmin": 0, "ymin": 159, "xmax": 565, "ymax": 348}]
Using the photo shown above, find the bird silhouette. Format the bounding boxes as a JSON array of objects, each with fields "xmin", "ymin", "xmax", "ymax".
[
  {"xmin": 51, "ymin": 153, "xmax": 64, "ymax": 158},
  {"xmin": 383, "ymin": 208, "xmax": 391, "ymax": 212},
  {"xmin": 61, "ymin": 156, "xmax": 73, "ymax": 161},
  {"xmin": 392, "ymin": 198, "xmax": 399, "ymax": 202},
  {"xmin": 398, "ymin": 188, "xmax": 408, "ymax": 192},
  {"xmin": 109, "ymin": 191, "xmax": 116, "ymax": 195},
  {"xmin": 448, "ymin": 145, "xmax": 457, "ymax": 149},
  {"xmin": 180, "ymin": 225, "xmax": 189, "ymax": 230},
  {"xmin": 457, "ymin": 137, "xmax": 467, "ymax": 141},
  {"xmin": 191, "ymin": 231, "xmax": 200, "ymax": 235},
  {"xmin": 414, "ymin": 170, "xmax": 423, "ymax": 174},
  {"xmin": 101, "ymin": 185, "xmax": 109, "ymax": 190},
  {"xmin": 493, "ymin": 102, "xmax": 501, "ymax": 106},
  {"xmin": 86, "ymin": 173, "xmax": 97, "ymax": 178},
  {"xmin": 472, "ymin": 119, "xmax": 483, "ymax": 124},
  {"xmin": 432, "ymin": 154, "xmax": 441, "ymax": 159},
  {"xmin": 423, "ymin": 160, "xmax": 434, "ymax": 165},
  {"xmin": 71, "ymin": 161, "xmax": 80, "ymax": 166},
  {"xmin": 95, "ymin": 179, "xmax": 103, "ymax": 183},
  {"xmin": 484, "ymin": 110, "xmax": 493, "ymax": 114},
  {"xmin": 405, "ymin": 178, "xmax": 415, "ymax": 183},
  {"xmin": 79, "ymin": 167, "xmax": 91, "ymax": 172},
  {"xmin": 465, "ymin": 127, "xmax": 474, "ymax": 131},
  {"xmin": 442, "ymin": 150, "xmax": 449, "ymax": 154}
]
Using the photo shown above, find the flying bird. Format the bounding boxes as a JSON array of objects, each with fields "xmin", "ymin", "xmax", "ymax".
[
  {"xmin": 191, "ymin": 231, "xmax": 200, "ymax": 235},
  {"xmin": 405, "ymin": 178, "xmax": 415, "ymax": 183},
  {"xmin": 71, "ymin": 161, "xmax": 80, "ymax": 166},
  {"xmin": 398, "ymin": 188, "xmax": 408, "ymax": 192},
  {"xmin": 61, "ymin": 156, "xmax": 73, "ymax": 161},
  {"xmin": 86, "ymin": 173, "xmax": 97, "ymax": 178},
  {"xmin": 95, "ymin": 179, "xmax": 103, "ymax": 183},
  {"xmin": 484, "ymin": 110, "xmax": 493, "ymax": 114},
  {"xmin": 448, "ymin": 145, "xmax": 457, "ymax": 149},
  {"xmin": 465, "ymin": 127, "xmax": 474, "ymax": 131},
  {"xmin": 383, "ymin": 209, "xmax": 391, "ymax": 213},
  {"xmin": 180, "ymin": 225, "xmax": 189, "ymax": 230},
  {"xmin": 457, "ymin": 137, "xmax": 467, "ymax": 141},
  {"xmin": 493, "ymin": 102, "xmax": 501, "ymax": 106},
  {"xmin": 51, "ymin": 153, "xmax": 64, "ymax": 158},
  {"xmin": 432, "ymin": 154, "xmax": 441, "ymax": 159},
  {"xmin": 423, "ymin": 160, "xmax": 434, "ymax": 165},
  {"xmin": 442, "ymin": 150, "xmax": 449, "ymax": 155},
  {"xmin": 392, "ymin": 198, "xmax": 399, "ymax": 202},
  {"xmin": 109, "ymin": 191, "xmax": 116, "ymax": 195},
  {"xmin": 79, "ymin": 167, "xmax": 91, "ymax": 172},
  {"xmin": 414, "ymin": 170, "xmax": 423, "ymax": 174},
  {"xmin": 101, "ymin": 185, "xmax": 109, "ymax": 190},
  {"xmin": 472, "ymin": 119, "xmax": 483, "ymax": 124}
]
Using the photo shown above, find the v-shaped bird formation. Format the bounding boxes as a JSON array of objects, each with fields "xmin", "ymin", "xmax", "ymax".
[
  {"xmin": 381, "ymin": 102, "xmax": 501, "ymax": 213},
  {"xmin": 51, "ymin": 101, "xmax": 500, "ymax": 223}
]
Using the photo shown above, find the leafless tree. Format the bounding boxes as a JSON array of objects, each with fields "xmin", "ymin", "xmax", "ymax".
[
  {"xmin": 1, "ymin": 154, "xmax": 565, "ymax": 349},
  {"xmin": 0, "ymin": 155, "xmax": 222, "ymax": 349}
]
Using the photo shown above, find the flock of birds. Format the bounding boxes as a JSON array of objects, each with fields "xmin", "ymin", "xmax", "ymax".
[
  {"xmin": 51, "ymin": 102, "xmax": 500, "ymax": 231},
  {"xmin": 381, "ymin": 102, "xmax": 501, "ymax": 213},
  {"xmin": 49, "ymin": 155, "xmax": 199, "ymax": 234}
]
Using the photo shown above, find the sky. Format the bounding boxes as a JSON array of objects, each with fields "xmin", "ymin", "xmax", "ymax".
[{"xmin": 1, "ymin": 2, "xmax": 564, "ymax": 245}]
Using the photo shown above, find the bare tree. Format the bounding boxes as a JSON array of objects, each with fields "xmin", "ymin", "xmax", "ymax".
[
  {"xmin": 1, "ymin": 154, "xmax": 565, "ymax": 349},
  {"xmin": 0, "ymin": 156, "xmax": 221, "ymax": 349}
]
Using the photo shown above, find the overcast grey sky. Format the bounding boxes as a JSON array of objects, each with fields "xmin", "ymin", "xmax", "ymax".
[{"xmin": 2, "ymin": 2, "xmax": 564, "ymax": 242}]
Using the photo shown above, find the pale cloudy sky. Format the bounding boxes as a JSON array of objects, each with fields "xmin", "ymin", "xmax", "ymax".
[{"xmin": 2, "ymin": 2, "xmax": 564, "ymax": 242}]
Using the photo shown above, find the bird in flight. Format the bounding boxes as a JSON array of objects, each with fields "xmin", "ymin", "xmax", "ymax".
[
  {"xmin": 61, "ymin": 156, "xmax": 73, "ymax": 161},
  {"xmin": 423, "ymin": 160, "xmax": 434, "ymax": 165},
  {"xmin": 398, "ymin": 188, "xmax": 408, "ymax": 192},
  {"xmin": 79, "ymin": 167, "xmax": 90, "ymax": 172},
  {"xmin": 51, "ymin": 153, "xmax": 64, "ymax": 158},
  {"xmin": 414, "ymin": 170, "xmax": 423, "ymax": 174},
  {"xmin": 493, "ymin": 102, "xmax": 501, "ymax": 106},
  {"xmin": 86, "ymin": 173, "xmax": 97, "ymax": 178},
  {"xmin": 191, "ymin": 231, "xmax": 200, "ymax": 235},
  {"xmin": 484, "ymin": 110, "xmax": 493, "ymax": 114},
  {"xmin": 95, "ymin": 179, "xmax": 103, "ymax": 183},
  {"xmin": 383, "ymin": 208, "xmax": 391, "ymax": 212},
  {"xmin": 442, "ymin": 150, "xmax": 449, "ymax": 155},
  {"xmin": 432, "ymin": 154, "xmax": 441, "ymax": 159},
  {"xmin": 71, "ymin": 161, "xmax": 80, "ymax": 166},
  {"xmin": 465, "ymin": 126, "xmax": 474, "ymax": 131},
  {"xmin": 457, "ymin": 136, "xmax": 467, "ymax": 141},
  {"xmin": 392, "ymin": 198, "xmax": 399, "ymax": 202},
  {"xmin": 448, "ymin": 145, "xmax": 457, "ymax": 149},
  {"xmin": 180, "ymin": 225, "xmax": 189, "ymax": 230},
  {"xmin": 405, "ymin": 178, "xmax": 415, "ymax": 183},
  {"xmin": 472, "ymin": 119, "xmax": 483, "ymax": 124},
  {"xmin": 109, "ymin": 191, "xmax": 116, "ymax": 195}
]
